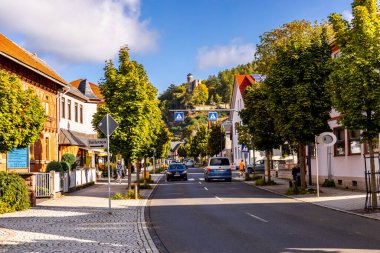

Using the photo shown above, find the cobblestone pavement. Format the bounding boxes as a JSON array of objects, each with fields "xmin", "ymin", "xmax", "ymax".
[
  {"xmin": 238, "ymin": 176, "xmax": 380, "ymax": 221},
  {"xmin": 0, "ymin": 178, "xmax": 160, "ymax": 253}
]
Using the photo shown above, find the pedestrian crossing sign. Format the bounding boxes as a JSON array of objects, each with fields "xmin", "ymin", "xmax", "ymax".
[
  {"xmin": 241, "ymin": 144, "xmax": 249, "ymax": 152},
  {"xmin": 174, "ymin": 112, "xmax": 184, "ymax": 122},
  {"xmin": 208, "ymin": 112, "xmax": 218, "ymax": 121}
]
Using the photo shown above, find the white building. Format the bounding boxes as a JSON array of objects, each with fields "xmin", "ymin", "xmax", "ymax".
[{"xmin": 58, "ymin": 79, "xmax": 103, "ymax": 168}]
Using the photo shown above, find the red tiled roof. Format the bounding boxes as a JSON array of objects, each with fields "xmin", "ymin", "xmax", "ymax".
[
  {"xmin": 235, "ymin": 74, "xmax": 256, "ymax": 97},
  {"xmin": 0, "ymin": 33, "xmax": 67, "ymax": 85},
  {"xmin": 70, "ymin": 79, "xmax": 103, "ymax": 100}
]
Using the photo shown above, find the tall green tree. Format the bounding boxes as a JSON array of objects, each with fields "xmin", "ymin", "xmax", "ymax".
[
  {"xmin": 177, "ymin": 144, "xmax": 187, "ymax": 158},
  {"xmin": 240, "ymin": 85, "xmax": 283, "ymax": 183},
  {"xmin": 0, "ymin": 71, "xmax": 45, "ymax": 153},
  {"xmin": 256, "ymin": 20, "xmax": 333, "ymax": 187},
  {"xmin": 93, "ymin": 46, "xmax": 158, "ymax": 190},
  {"xmin": 207, "ymin": 123, "xmax": 225, "ymax": 156},
  {"xmin": 329, "ymin": 0, "xmax": 380, "ymax": 208},
  {"xmin": 189, "ymin": 125, "xmax": 209, "ymax": 160}
]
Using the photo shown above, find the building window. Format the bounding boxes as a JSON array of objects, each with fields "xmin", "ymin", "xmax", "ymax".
[
  {"xmin": 61, "ymin": 97, "xmax": 65, "ymax": 119},
  {"xmin": 334, "ymin": 127, "xmax": 345, "ymax": 156},
  {"xmin": 79, "ymin": 104, "xmax": 83, "ymax": 124},
  {"xmin": 349, "ymin": 129, "xmax": 361, "ymax": 155},
  {"xmin": 45, "ymin": 96, "xmax": 49, "ymax": 115},
  {"xmin": 68, "ymin": 100, "xmax": 72, "ymax": 120},
  {"xmin": 74, "ymin": 102, "xmax": 78, "ymax": 122},
  {"xmin": 365, "ymin": 136, "xmax": 380, "ymax": 154},
  {"xmin": 45, "ymin": 137, "xmax": 50, "ymax": 161}
]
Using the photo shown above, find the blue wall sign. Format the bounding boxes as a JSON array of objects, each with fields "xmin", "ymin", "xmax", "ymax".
[
  {"xmin": 208, "ymin": 112, "xmax": 218, "ymax": 121},
  {"xmin": 174, "ymin": 112, "xmax": 184, "ymax": 122},
  {"xmin": 7, "ymin": 147, "xmax": 29, "ymax": 169}
]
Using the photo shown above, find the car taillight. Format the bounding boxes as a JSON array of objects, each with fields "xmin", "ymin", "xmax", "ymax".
[
  {"xmin": 229, "ymin": 168, "xmax": 232, "ymax": 172},
  {"xmin": 207, "ymin": 168, "xmax": 211, "ymax": 173}
]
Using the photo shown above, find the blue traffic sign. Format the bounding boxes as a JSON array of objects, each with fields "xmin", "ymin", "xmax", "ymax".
[
  {"xmin": 208, "ymin": 112, "xmax": 218, "ymax": 121},
  {"xmin": 174, "ymin": 112, "xmax": 184, "ymax": 122},
  {"xmin": 241, "ymin": 144, "xmax": 249, "ymax": 152}
]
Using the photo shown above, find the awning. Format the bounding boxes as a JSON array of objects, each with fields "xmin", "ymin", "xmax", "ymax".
[
  {"xmin": 59, "ymin": 129, "xmax": 89, "ymax": 147},
  {"xmin": 92, "ymin": 148, "xmax": 108, "ymax": 156}
]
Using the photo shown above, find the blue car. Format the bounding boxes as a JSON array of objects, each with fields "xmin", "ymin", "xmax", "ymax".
[
  {"xmin": 166, "ymin": 163, "xmax": 188, "ymax": 181},
  {"xmin": 204, "ymin": 157, "xmax": 232, "ymax": 182}
]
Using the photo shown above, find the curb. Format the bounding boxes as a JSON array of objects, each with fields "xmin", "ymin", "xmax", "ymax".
[{"xmin": 242, "ymin": 179, "xmax": 380, "ymax": 222}]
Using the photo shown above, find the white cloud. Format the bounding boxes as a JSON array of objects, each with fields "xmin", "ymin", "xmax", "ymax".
[
  {"xmin": 0, "ymin": 0, "xmax": 158, "ymax": 63},
  {"xmin": 196, "ymin": 40, "xmax": 255, "ymax": 70}
]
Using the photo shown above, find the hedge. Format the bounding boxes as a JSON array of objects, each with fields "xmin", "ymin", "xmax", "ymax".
[{"xmin": 0, "ymin": 172, "xmax": 30, "ymax": 214}]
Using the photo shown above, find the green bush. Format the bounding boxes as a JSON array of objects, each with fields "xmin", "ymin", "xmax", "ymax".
[
  {"xmin": 60, "ymin": 161, "xmax": 70, "ymax": 171},
  {"xmin": 0, "ymin": 172, "xmax": 30, "ymax": 214},
  {"xmin": 285, "ymin": 186, "xmax": 307, "ymax": 195},
  {"xmin": 62, "ymin": 153, "xmax": 76, "ymax": 170},
  {"xmin": 322, "ymin": 179, "xmax": 335, "ymax": 187},
  {"xmin": 46, "ymin": 161, "xmax": 62, "ymax": 172},
  {"xmin": 112, "ymin": 190, "xmax": 142, "ymax": 200}
]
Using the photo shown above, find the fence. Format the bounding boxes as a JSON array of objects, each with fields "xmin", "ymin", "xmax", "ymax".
[
  {"xmin": 35, "ymin": 173, "xmax": 52, "ymax": 197},
  {"xmin": 364, "ymin": 154, "xmax": 380, "ymax": 210},
  {"xmin": 35, "ymin": 168, "xmax": 97, "ymax": 197}
]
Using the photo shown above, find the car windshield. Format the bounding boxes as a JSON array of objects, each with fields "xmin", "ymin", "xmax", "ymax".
[
  {"xmin": 169, "ymin": 164, "xmax": 185, "ymax": 170},
  {"xmin": 210, "ymin": 158, "xmax": 230, "ymax": 166}
]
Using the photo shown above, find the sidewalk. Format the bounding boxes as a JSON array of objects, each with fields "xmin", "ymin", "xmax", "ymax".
[
  {"xmin": 0, "ymin": 176, "xmax": 161, "ymax": 253},
  {"xmin": 238, "ymin": 176, "xmax": 380, "ymax": 221}
]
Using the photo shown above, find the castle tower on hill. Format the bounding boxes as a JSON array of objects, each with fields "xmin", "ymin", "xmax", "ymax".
[{"xmin": 186, "ymin": 73, "xmax": 201, "ymax": 93}]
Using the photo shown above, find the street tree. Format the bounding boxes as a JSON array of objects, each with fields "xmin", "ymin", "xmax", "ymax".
[
  {"xmin": 93, "ymin": 46, "xmax": 158, "ymax": 190},
  {"xmin": 189, "ymin": 125, "xmax": 209, "ymax": 162},
  {"xmin": 177, "ymin": 144, "xmax": 187, "ymax": 158},
  {"xmin": 240, "ymin": 85, "xmax": 283, "ymax": 183},
  {"xmin": 207, "ymin": 122, "xmax": 225, "ymax": 157},
  {"xmin": 255, "ymin": 20, "xmax": 333, "ymax": 188},
  {"xmin": 329, "ymin": 0, "xmax": 380, "ymax": 208},
  {"xmin": 0, "ymin": 71, "xmax": 45, "ymax": 153}
]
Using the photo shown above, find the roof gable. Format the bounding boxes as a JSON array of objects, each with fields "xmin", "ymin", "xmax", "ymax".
[{"xmin": 0, "ymin": 33, "xmax": 67, "ymax": 85}]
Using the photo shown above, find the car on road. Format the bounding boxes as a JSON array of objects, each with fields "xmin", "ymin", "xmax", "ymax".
[
  {"xmin": 185, "ymin": 159, "xmax": 194, "ymax": 168},
  {"xmin": 247, "ymin": 159, "xmax": 265, "ymax": 174},
  {"xmin": 204, "ymin": 157, "xmax": 232, "ymax": 182},
  {"xmin": 166, "ymin": 163, "xmax": 188, "ymax": 181}
]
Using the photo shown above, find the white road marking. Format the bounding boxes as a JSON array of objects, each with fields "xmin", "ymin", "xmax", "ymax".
[
  {"xmin": 188, "ymin": 178, "xmax": 195, "ymax": 181},
  {"xmin": 204, "ymin": 187, "xmax": 208, "ymax": 191},
  {"xmin": 198, "ymin": 182, "xmax": 202, "ymax": 185},
  {"xmin": 199, "ymin": 178, "xmax": 205, "ymax": 181},
  {"xmin": 215, "ymin": 196, "xmax": 223, "ymax": 201},
  {"xmin": 246, "ymin": 212, "xmax": 268, "ymax": 223}
]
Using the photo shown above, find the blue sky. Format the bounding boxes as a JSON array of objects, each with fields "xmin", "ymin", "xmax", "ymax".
[{"xmin": 0, "ymin": 0, "xmax": 353, "ymax": 94}]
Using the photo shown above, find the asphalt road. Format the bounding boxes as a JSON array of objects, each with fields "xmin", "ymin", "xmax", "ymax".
[{"xmin": 147, "ymin": 168, "xmax": 380, "ymax": 253}]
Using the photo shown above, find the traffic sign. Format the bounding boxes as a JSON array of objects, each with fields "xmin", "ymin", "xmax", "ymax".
[
  {"xmin": 174, "ymin": 112, "xmax": 184, "ymax": 122},
  {"xmin": 241, "ymin": 144, "xmax": 249, "ymax": 152},
  {"xmin": 208, "ymin": 112, "xmax": 218, "ymax": 121},
  {"xmin": 88, "ymin": 138, "xmax": 107, "ymax": 148},
  {"xmin": 98, "ymin": 114, "xmax": 119, "ymax": 136}
]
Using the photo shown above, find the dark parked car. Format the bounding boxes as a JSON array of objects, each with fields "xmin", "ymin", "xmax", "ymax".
[
  {"xmin": 166, "ymin": 163, "xmax": 188, "ymax": 181},
  {"xmin": 204, "ymin": 157, "xmax": 232, "ymax": 182}
]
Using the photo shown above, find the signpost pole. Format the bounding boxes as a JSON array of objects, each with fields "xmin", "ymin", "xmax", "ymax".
[
  {"xmin": 107, "ymin": 114, "xmax": 111, "ymax": 214},
  {"xmin": 315, "ymin": 136, "xmax": 320, "ymax": 198}
]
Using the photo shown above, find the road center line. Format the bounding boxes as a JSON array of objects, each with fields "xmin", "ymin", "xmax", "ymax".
[
  {"xmin": 199, "ymin": 182, "xmax": 202, "ymax": 185},
  {"xmin": 215, "ymin": 196, "xmax": 223, "ymax": 201},
  {"xmin": 246, "ymin": 212, "xmax": 268, "ymax": 223},
  {"xmin": 204, "ymin": 187, "xmax": 208, "ymax": 191}
]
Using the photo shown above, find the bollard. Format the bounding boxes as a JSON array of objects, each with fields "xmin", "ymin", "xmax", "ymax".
[{"xmin": 135, "ymin": 183, "xmax": 139, "ymax": 200}]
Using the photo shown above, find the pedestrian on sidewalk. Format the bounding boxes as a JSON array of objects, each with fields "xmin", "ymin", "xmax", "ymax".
[
  {"xmin": 239, "ymin": 160, "xmax": 245, "ymax": 177},
  {"xmin": 116, "ymin": 160, "xmax": 123, "ymax": 184}
]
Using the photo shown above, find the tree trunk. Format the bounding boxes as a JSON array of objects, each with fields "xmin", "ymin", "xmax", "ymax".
[
  {"xmin": 127, "ymin": 160, "xmax": 132, "ymax": 191},
  {"xmin": 265, "ymin": 150, "xmax": 271, "ymax": 183},
  {"xmin": 143, "ymin": 157, "xmax": 147, "ymax": 186},
  {"xmin": 136, "ymin": 158, "xmax": 141, "ymax": 193},
  {"xmin": 368, "ymin": 140, "xmax": 378, "ymax": 209},
  {"xmin": 298, "ymin": 143, "xmax": 306, "ymax": 188}
]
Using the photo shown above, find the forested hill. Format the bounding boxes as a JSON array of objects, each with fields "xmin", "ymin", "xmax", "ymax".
[{"xmin": 158, "ymin": 62, "xmax": 256, "ymax": 123}]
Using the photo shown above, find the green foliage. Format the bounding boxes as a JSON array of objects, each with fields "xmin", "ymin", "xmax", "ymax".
[
  {"xmin": 111, "ymin": 192, "xmax": 125, "ymax": 200},
  {"xmin": 60, "ymin": 161, "xmax": 70, "ymax": 171},
  {"xmin": 61, "ymin": 153, "xmax": 76, "ymax": 169},
  {"xmin": 177, "ymin": 144, "xmax": 188, "ymax": 158},
  {"xmin": 191, "ymin": 82, "xmax": 209, "ymax": 105},
  {"xmin": 322, "ymin": 179, "xmax": 336, "ymax": 187},
  {"xmin": 255, "ymin": 178, "xmax": 266, "ymax": 186},
  {"xmin": 0, "ymin": 172, "xmax": 30, "ymax": 214},
  {"xmin": 112, "ymin": 190, "xmax": 143, "ymax": 200},
  {"xmin": 285, "ymin": 186, "xmax": 307, "ymax": 195},
  {"xmin": 189, "ymin": 125, "xmax": 209, "ymax": 158},
  {"xmin": 207, "ymin": 123, "xmax": 224, "ymax": 156},
  {"xmin": 245, "ymin": 175, "xmax": 262, "ymax": 181},
  {"xmin": 0, "ymin": 71, "xmax": 46, "ymax": 153},
  {"xmin": 46, "ymin": 161, "xmax": 63, "ymax": 172}
]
